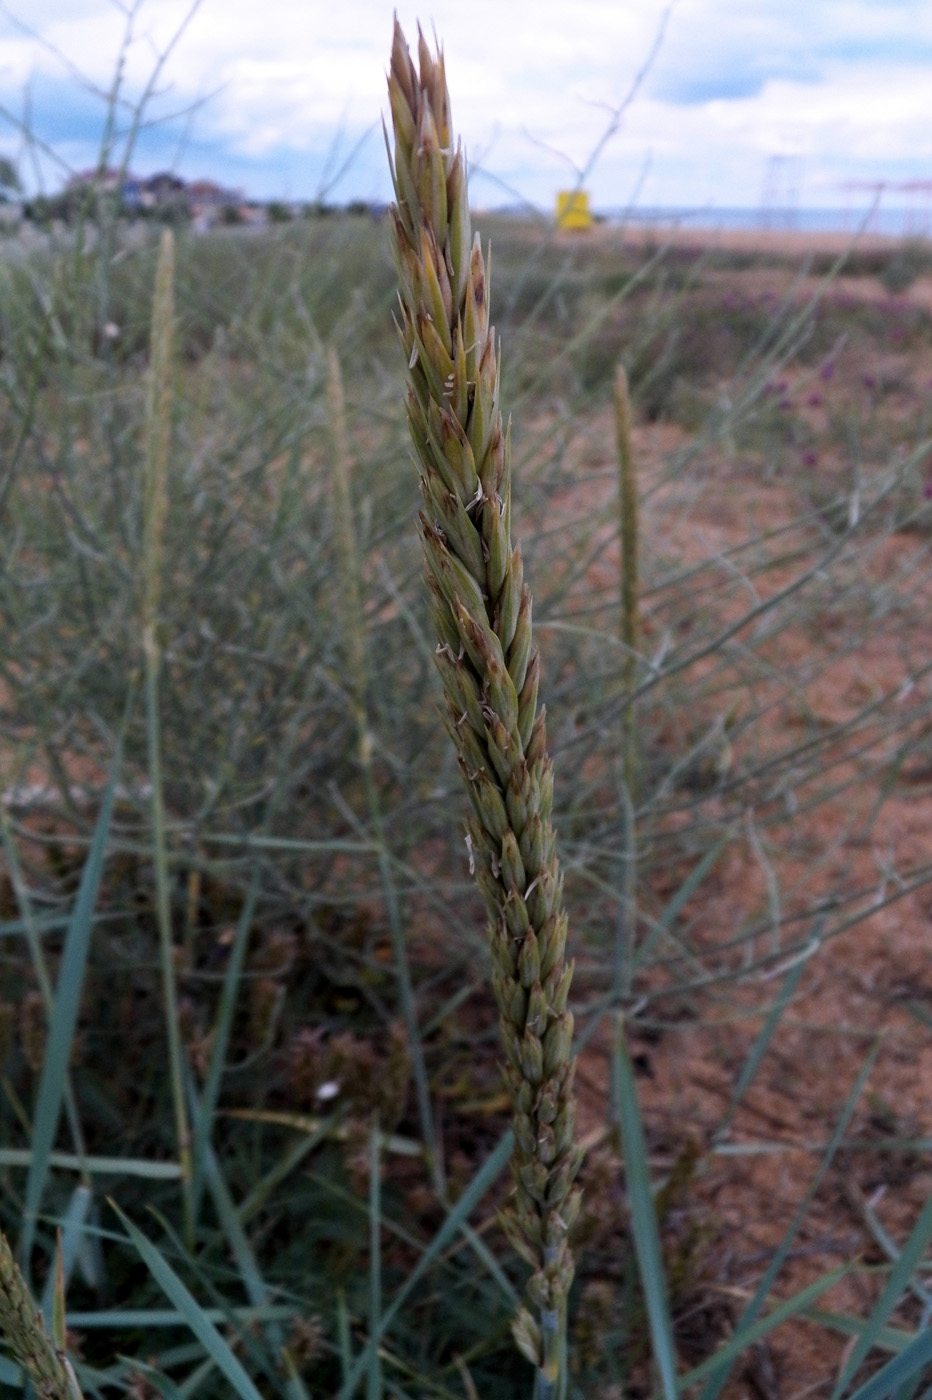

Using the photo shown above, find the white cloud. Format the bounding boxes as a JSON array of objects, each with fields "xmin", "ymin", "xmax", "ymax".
[{"xmin": 1, "ymin": 0, "xmax": 931, "ymax": 211}]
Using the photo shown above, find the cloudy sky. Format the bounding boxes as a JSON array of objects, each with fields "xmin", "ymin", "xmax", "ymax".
[{"xmin": 1, "ymin": 0, "xmax": 931, "ymax": 218}]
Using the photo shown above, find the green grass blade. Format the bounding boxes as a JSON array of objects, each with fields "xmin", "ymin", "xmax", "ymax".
[
  {"xmin": 337, "ymin": 1291, "xmax": 353, "ymax": 1388},
  {"xmin": 829, "ymin": 1190, "xmax": 932, "ymax": 1400},
  {"xmin": 119, "ymin": 1358, "xmax": 186, "ymax": 1399},
  {"xmin": 0, "ymin": 804, "xmax": 90, "ymax": 1171},
  {"xmin": 304, "ymin": 1157, "xmax": 515, "ymax": 1309},
  {"xmin": 0, "ymin": 1355, "xmax": 22, "ymax": 1388},
  {"xmin": 697, "ymin": 1040, "xmax": 880, "ymax": 1400},
  {"xmin": 145, "ymin": 635, "xmax": 193, "ymax": 1245},
  {"xmin": 805, "ymin": 1309, "xmax": 913, "ymax": 1355},
  {"xmin": 377, "ymin": 842, "xmax": 438, "ymax": 1181},
  {"xmin": 20, "ymin": 732, "xmax": 124, "ymax": 1276},
  {"xmin": 449, "ymin": 1216, "xmax": 519, "ymax": 1311},
  {"xmin": 611, "ymin": 1013, "xmax": 678, "ymax": 1400},
  {"xmin": 0, "ymin": 1151, "xmax": 181, "ymax": 1178},
  {"xmin": 632, "ymin": 835, "xmax": 729, "ymax": 972},
  {"xmin": 66, "ymin": 1306, "xmax": 298, "ymax": 1328},
  {"xmin": 109, "ymin": 1202, "xmax": 266, "ymax": 1400},
  {"xmin": 40, "ymin": 1184, "xmax": 93, "ymax": 1326},
  {"xmin": 367, "ymin": 1119, "xmax": 383, "ymax": 1400},
  {"xmin": 844, "ymin": 1329, "xmax": 932, "ymax": 1400},
  {"xmin": 717, "ymin": 929, "xmax": 817, "ymax": 1140},
  {"xmin": 177, "ymin": 1355, "xmax": 217, "ymax": 1399},
  {"xmin": 0, "ymin": 913, "xmax": 71, "ymax": 940},
  {"xmin": 199, "ymin": 1140, "xmax": 267, "ymax": 1311},
  {"xmin": 334, "ymin": 1130, "xmax": 513, "ymax": 1400},
  {"xmin": 235, "ymin": 1113, "xmax": 341, "ymax": 1227},
  {"xmin": 191, "ymin": 868, "xmax": 261, "ymax": 1220},
  {"xmin": 674, "ymin": 1265, "xmax": 849, "ymax": 1392},
  {"xmin": 197, "ymin": 1116, "xmax": 310, "ymax": 1400},
  {"xmin": 281, "ymin": 1349, "xmax": 313, "ymax": 1400},
  {"xmin": 0, "ymin": 300, "xmax": 52, "ymax": 519}
]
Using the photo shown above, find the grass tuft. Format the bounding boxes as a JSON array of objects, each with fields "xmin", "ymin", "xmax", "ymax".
[{"xmin": 1, "ymin": 14, "xmax": 932, "ymax": 1397}]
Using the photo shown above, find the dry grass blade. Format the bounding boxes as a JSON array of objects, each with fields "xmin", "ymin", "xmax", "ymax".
[{"xmin": 387, "ymin": 20, "xmax": 583, "ymax": 1392}]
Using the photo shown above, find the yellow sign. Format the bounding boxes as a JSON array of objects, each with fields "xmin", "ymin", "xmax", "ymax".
[{"xmin": 556, "ymin": 190, "xmax": 592, "ymax": 230}]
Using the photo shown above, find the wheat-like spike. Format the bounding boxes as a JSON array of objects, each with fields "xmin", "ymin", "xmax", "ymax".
[
  {"xmin": 0, "ymin": 1227, "xmax": 82, "ymax": 1399},
  {"xmin": 615, "ymin": 363, "xmax": 640, "ymax": 802},
  {"xmin": 387, "ymin": 21, "xmax": 583, "ymax": 1389},
  {"xmin": 142, "ymin": 227, "xmax": 175, "ymax": 651}
]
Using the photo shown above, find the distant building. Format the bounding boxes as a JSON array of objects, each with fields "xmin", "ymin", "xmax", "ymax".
[
  {"xmin": 67, "ymin": 166, "xmax": 123, "ymax": 193},
  {"xmin": 65, "ymin": 166, "xmax": 147, "ymax": 213},
  {"xmin": 28, "ymin": 168, "xmax": 292, "ymax": 230},
  {"xmin": 239, "ymin": 203, "xmax": 268, "ymax": 228},
  {"xmin": 139, "ymin": 172, "xmax": 186, "ymax": 210},
  {"xmin": 187, "ymin": 178, "xmax": 243, "ymax": 221}
]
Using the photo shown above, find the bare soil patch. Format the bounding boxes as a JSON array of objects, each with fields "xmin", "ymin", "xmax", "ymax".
[{"xmin": 558, "ymin": 242, "xmax": 932, "ymax": 1395}]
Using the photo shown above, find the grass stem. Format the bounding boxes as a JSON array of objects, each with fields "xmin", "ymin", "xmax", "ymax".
[{"xmin": 141, "ymin": 229, "xmax": 194, "ymax": 1246}]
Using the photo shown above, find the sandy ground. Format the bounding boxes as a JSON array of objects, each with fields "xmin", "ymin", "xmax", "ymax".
[
  {"xmin": 566, "ymin": 218, "xmax": 924, "ymax": 259},
  {"xmin": 555, "ymin": 243, "xmax": 932, "ymax": 1396}
]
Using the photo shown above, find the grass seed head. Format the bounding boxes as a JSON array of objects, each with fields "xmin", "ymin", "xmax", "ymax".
[
  {"xmin": 387, "ymin": 17, "xmax": 583, "ymax": 1375},
  {"xmin": 0, "ymin": 1227, "xmax": 81, "ymax": 1399}
]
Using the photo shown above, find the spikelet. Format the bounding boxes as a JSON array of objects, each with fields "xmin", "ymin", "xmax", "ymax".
[
  {"xmin": 386, "ymin": 21, "xmax": 582, "ymax": 1390},
  {"xmin": 141, "ymin": 227, "xmax": 175, "ymax": 659}
]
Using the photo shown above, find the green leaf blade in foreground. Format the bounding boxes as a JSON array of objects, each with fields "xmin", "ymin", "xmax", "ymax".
[
  {"xmin": 0, "ymin": 1354, "xmax": 22, "ymax": 1388},
  {"xmin": 844, "ymin": 1327, "xmax": 932, "ymax": 1400},
  {"xmin": 110, "ymin": 1203, "xmax": 265, "ymax": 1400},
  {"xmin": 195, "ymin": 1110, "xmax": 310, "ymax": 1400},
  {"xmin": 674, "ymin": 1265, "xmax": 849, "ymax": 1393},
  {"xmin": 611, "ymin": 1014, "xmax": 678, "ymax": 1400},
  {"xmin": 21, "ymin": 736, "xmax": 124, "ymax": 1272},
  {"xmin": 40, "ymin": 1183, "xmax": 93, "ymax": 1326}
]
